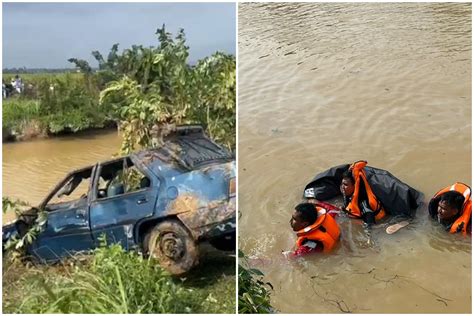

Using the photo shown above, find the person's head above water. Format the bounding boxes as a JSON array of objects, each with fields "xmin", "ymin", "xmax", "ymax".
[
  {"xmin": 290, "ymin": 203, "xmax": 317, "ymax": 232},
  {"xmin": 437, "ymin": 191, "xmax": 464, "ymax": 223},
  {"xmin": 340, "ymin": 170, "xmax": 355, "ymax": 197}
]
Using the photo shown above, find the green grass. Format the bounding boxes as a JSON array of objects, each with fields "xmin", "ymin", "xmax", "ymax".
[
  {"xmin": 2, "ymin": 243, "xmax": 235, "ymax": 313},
  {"xmin": 3, "ymin": 72, "xmax": 113, "ymax": 138},
  {"xmin": 3, "ymin": 72, "xmax": 82, "ymax": 83},
  {"xmin": 2, "ymin": 99, "xmax": 41, "ymax": 130}
]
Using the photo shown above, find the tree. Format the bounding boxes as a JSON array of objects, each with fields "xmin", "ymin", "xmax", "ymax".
[{"xmin": 99, "ymin": 25, "xmax": 235, "ymax": 154}]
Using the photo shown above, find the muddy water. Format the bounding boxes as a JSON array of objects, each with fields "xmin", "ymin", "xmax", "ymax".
[
  {"xmin": 238, "ymin": 3, "xmax": 471, "ymax": 313},
  {"xmin": 2, "ymin": 130, "xmax": 122, "ymax": 223}
]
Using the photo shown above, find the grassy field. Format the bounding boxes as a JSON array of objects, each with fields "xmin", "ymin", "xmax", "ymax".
[
  {"xmin": 3, "ymin": 72, "xmax": 82, "ymax": 82},
  {"xmin": 3, "ymin": 243, "xmax": 235, "ymax": 313}
]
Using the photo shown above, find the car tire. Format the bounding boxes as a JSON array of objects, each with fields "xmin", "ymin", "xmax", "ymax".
[
  {"xmin": 145, "ymin": 220, "xmax": 199, "ymax": 275},
  {"xmin": 209, "ymin": 232, "xmax": 236, "ymax": 251}
]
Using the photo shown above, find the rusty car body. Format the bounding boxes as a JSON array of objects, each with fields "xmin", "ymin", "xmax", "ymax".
[{"xmin": 3, "ymin": 125, "xmax": 235, "ymax": 274}]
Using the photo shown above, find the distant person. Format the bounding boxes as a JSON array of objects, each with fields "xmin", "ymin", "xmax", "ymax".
[
  {"xmin": 14, "ymin": 75, "xmax": 23, "ymax": 94},
  {"xmin": 4, "ymin": 80, "xmax": 14, "ymax": 98},
  {"xmin": 285, "ymin": 202, "xmax": 340, "ymax": 258},
  {"xmin": 428, "ymin": 183, "xmax": 472, "ymax": 235}
]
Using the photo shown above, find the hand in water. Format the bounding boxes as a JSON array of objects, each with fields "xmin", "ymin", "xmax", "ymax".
[
  {"xmin": 246, "ymin": 254, "xmax": 288, "ymax": 266},
  {"xmin": 363, "ymin": 223, "xmax": 375, "ymax": 246},
  {"xmin": 281, "ymin": 250, "xmax": 293, "ymax": 259},
  {"xmin": 247, "ymin": 255, "xmax": 272, "ymax": 266}
]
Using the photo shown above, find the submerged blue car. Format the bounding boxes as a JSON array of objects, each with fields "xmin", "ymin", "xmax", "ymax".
[{"xmin": 3, "ymin": 125, "xmax": 236, "ymax": 275}]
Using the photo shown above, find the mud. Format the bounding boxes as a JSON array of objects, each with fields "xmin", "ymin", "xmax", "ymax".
[{"xmin": 169, "ymin": 194, "xmax": 200, "ymax": 214}]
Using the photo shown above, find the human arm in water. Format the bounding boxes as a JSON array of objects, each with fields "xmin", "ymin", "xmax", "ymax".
[
  {"xmin": 282, "ymin": 240, "xmax": 323, "ymax": 259},
  {"xmin": 306, "ymin": 199, "xmax": 342, "ymax": 214},
  {"xmin": 360, "ymin": 200, "xmax": 375, "ymax": 245},
  {"xmin": 360, "ymin": 199, "xmax": 376, "ymax": 225}
]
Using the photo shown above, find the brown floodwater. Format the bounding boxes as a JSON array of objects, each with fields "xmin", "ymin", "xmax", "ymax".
[
  {"xmin": 238, "ymin": 2, "xmax": 471, "ymax": 313},
  {"xmin": 2, "ymin": 130, "xmax": 122, "ymax": 223}
]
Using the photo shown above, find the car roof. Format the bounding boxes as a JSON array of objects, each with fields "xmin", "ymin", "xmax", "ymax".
[
  {"xmin": 68, "ymin": 125, "xmax": 233, "ymax": 177},
  {"xmin": 134, "ymin": 125, "xmax": 234, "ymax": 171}
]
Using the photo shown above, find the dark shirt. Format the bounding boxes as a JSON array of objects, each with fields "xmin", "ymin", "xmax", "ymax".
[{"xmin": 343, "ymin": 196, "xmax": 376, "ymax": 224}]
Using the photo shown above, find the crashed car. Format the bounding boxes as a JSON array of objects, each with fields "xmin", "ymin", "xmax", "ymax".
[{"xmin": 3, "ymin": 125, "xmax": 236, "ymax": 275}]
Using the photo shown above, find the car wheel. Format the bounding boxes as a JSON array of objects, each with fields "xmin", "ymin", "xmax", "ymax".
[
  {"xmin": 145, "ymin": 220, "xmax": 199, "ymax": 275},
  {"xmin": 209, "ymin": 233, "xmax": 236, "ymax": 251}
]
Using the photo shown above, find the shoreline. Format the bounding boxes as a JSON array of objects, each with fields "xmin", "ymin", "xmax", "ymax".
[{"xmin": 2, "ymin": 122, "xmax": 118, "ymax": 143}]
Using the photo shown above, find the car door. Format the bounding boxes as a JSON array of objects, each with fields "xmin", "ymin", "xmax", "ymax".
[
  {"xmin": 88, "ymin": 159, "xmax": 160, "ymax": 250},
  {"xmin": 30, "ymin": 166, "xmax": 96, "ymax": 262}
]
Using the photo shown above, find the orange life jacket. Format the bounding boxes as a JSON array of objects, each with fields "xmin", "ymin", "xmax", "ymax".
[
  {"xmin": 431, "ymin": 182, "xmax": 472, "ymax": 235},
  {"xmin": 345, "ymin": 161, "xmax": 386, "ymax": 221},
  {"xmin": 296, "ymin": 206, "xmax": 340, "ymax": 253}
]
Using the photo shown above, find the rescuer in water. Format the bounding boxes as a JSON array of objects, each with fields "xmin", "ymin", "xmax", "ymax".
[
  {"xmin": 429, "ymin": 183, "xmax": 472, "ymax": 235},
  {"xmin": 285, "ymin": 202, "xmax": 341, "ymax": 258},
  {"xmin": 339, "ymin": 161, "xmax": 386, "ymax": 226}
]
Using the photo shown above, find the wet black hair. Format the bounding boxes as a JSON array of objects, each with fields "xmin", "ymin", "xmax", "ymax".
[
  {"xmin": 342, "ymin": 170, "xmax": 355, "ymax": 184},
  {"xmin": 295, "ymin": 203, "xmax": 318, "ymax": 225},
  {"xmin": 439, "ymin": 191, "xmax": 465, "ymax": 212}
]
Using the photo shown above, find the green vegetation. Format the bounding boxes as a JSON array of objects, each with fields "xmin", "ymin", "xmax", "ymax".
[
  {"xmin": 3, "ymin": 243, "xmax": 235, "ymax": 313},
  {"xmin": 4, "ymin": 26, "xmax": 235, "ymax": 151},
  {"xmin": 2, "ymin": 99, "xmax": 42, "ymax": 140},
  {"xmin": 2, "ymin": 73, "xmax": 83, "ymax": 99},
  {"xmin": 35, "ymin": 74, "xmax": 106, "ymax": 133},
  {"xmin": 3, "ymin": 74, "xmax": 109, "ymax": 140},
  {"xmin": 238, "ymin": 250, "xmax": 273, "ymax": 313},
  {"xmin": 3, "ymin": 199, "xmax": 235, "ymax": 314},
  {"xmin": 97, "ymin": 26, "xmax": 235, "ymax": 152},
  {"xmin": 3, "ymin": 25, "xmax": 236, "ymax": 314},
  {"xmin": 2, "ymin": 198, "xmax": 46, "ymax": 260}
]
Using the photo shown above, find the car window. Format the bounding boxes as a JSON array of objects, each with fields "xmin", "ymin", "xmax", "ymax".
[
  {"xmin": 96, "ymin": 158, "xmax": 151, "ymax": 199},
  {"xmin": 123, "ymin": 166, "xmax": 151, "ymax": 193},
  {"xmin": 48, "ymin": 172, "xmax": 91, "ymax": 206}
]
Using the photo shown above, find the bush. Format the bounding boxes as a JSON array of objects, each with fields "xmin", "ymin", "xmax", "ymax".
[
  {"xmin": 238, "ymin": 250, "xmax": 273, "ymax": 313},
  {"xmin": 36, "ymin": 74, "xmax": 108, "ymax": 133},
  {"xmin": 3, "ymin": 74, "xmax": 112, "ymax": 137},
  {"xmin": 2, "ymin": 99, "xmax": 41, "ymax": 131},
  {"xmin": 4, "ymin": 244, "xmax": 232, "ymax": 313},
  {"xmin": 98, "ymin": 28, "xmax": 236, "ymax": 154},
  {"xmin": 3, "ymin": 199, "xmax": 235, "ymax": 314}
]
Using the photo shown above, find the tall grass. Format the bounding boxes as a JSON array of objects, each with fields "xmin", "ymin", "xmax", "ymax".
[
  {"xmin": 2, "ymin": 99, "xmax": 41, "ymax": 131},
  {"xmin": 3, "ymin": 243, "xmax": 235, "ymax": 313},
  {"xmin": 3, "ymin": 73, "xmax": 113, "ymax": 138},
  {"xmin": 3, "ymin": 72, "xmax": 82, "ymax": 83}
]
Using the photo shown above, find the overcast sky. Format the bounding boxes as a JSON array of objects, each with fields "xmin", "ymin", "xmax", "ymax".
[{"xmin": 2, "ymin": 2, "xmax": 236, "ymax": 68}]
